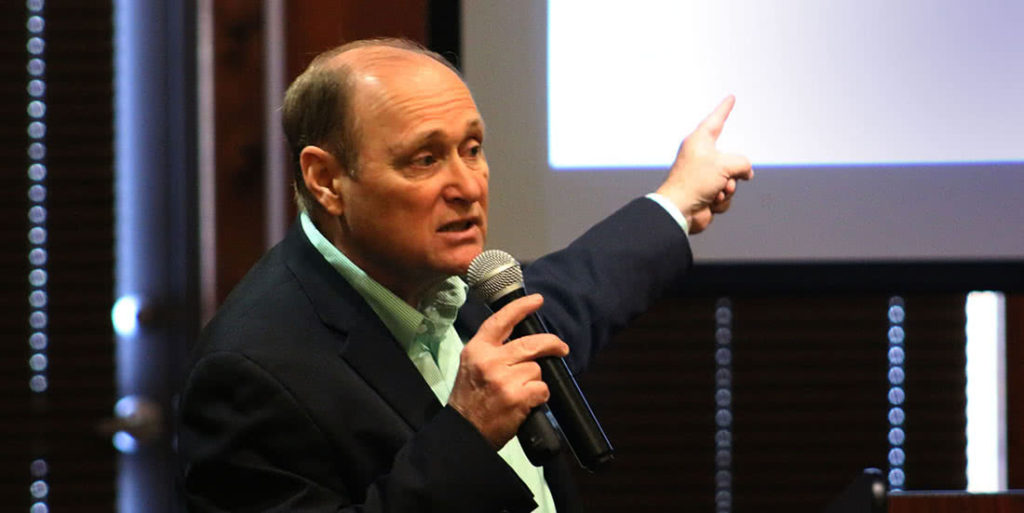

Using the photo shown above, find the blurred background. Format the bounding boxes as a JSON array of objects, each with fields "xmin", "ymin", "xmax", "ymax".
[{"xmin": 1, "ymin": 1, "xmax": 1020, "ymax": 512}]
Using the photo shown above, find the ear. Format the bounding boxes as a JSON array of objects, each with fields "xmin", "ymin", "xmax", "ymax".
[{"xmin": 299, "ymin": 146, "xmax": 347, "ymax": 216}]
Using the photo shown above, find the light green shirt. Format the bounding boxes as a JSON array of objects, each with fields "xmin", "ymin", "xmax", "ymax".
[{"xmin": 299, "ymin": 212, "xmax": 557, "ymax": 513}]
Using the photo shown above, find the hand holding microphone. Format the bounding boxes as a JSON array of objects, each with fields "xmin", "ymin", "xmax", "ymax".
[
  {"xmin": 447, "ymin": 293, "xmax": 569, "ymax": 456},
  {"xmin": 461, "ymin": 250, "xmax": 615, "ymax": 471}
]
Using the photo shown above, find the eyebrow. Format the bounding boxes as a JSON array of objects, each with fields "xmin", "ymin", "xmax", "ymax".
[{"xmin": 388, "ymin": 118, "xmax": 485, "ymax": 156}]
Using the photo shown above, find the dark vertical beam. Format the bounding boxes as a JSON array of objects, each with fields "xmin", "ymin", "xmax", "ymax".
[
  {"xmin": 1007, "ymin": 294, "xmax": 1023, "ymax": 488},
  {"xmin": 428, "ymin": 0, "xmax": 461, "ymax": 68}
]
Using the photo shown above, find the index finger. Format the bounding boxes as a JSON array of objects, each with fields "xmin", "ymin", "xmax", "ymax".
[
  {"xmin": 476, "ymin": 294, "xmax": 544, "ymax": 346},
  {"xmin": 696, "ymin": 94, "xmax": 736, "ymax": 142}
]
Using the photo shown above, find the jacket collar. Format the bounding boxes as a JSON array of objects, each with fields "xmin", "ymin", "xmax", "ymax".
[{"xmin": 280, "ymin": 220, "xmax": 444, "ymax": 430}]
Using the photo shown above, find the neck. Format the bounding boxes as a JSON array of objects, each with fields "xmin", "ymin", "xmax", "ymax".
[{"xmin": 311, "ymin": 211, "xmax": 442, "ymax": 308}]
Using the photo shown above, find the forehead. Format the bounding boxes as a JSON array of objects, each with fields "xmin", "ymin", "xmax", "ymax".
[{"xmin": 335, "ymin": 48, "xmax": 483, "ymax": 140}]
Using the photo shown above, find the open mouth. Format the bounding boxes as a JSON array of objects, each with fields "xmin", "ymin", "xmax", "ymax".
[
  {"xmin": 438, "ymin": 220, "xmax": 475, "ymax": 232},
  {"xmin": 436, "ymin": 219, "xmax": 475, "ymax": 231}
]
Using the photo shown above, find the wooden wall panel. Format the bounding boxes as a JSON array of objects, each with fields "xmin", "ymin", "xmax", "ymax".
[
  {"xmin": 571, "ymin": 293, "xmax": 969, "ymax": 513},
  {"xmin": 900, "ymin": 295, "xmax": 967, "ymax": 490},
  {"xmin": 0, "ymin": 2, "xmax": 116, "ymax": 510},
  {"xmin": 573, "ymin": 297, "xmax": 717, "ymax": 512},
  {"xmin": 38, "ymin": 4, "xmax": 117, "ymax": 509},
  {"xmin": 213, "ymin": 0, "xmax": 267, "ymax": 304},
  {"xmin": 285, "ymin": 0, "xmax": 428, "ymax": 81}
]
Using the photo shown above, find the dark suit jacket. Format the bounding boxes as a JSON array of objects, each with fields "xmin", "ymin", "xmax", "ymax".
[{"xmin": 179, "ymin": 198, "xmax": 692, "ymax": 512}]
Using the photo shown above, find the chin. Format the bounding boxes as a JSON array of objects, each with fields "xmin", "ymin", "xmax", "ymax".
[{"xmin": 443, "ymin": 248, "xmax": 483, "ymax": 277}]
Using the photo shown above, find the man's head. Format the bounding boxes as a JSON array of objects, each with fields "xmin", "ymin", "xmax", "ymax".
[
  {"xmin": 283, "ymin": 39, "xmax": 489, "ymax": 304},
  {"xmin": 282, "ymin": 38, "xmax": 460, "ymax": 214}
]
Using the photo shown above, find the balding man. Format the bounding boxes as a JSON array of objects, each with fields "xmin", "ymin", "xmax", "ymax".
[{"xmin": 179, "ymin": 38, "xmax": 752, "ymax": 513}]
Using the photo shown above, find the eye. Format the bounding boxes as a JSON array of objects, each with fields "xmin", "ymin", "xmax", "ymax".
[
  {"xmin": 412, "ymin": 153, "xmax": 439, "ymax": 167},
  {"xmin": 463, "ymin": 141, "xmax": 483, "ymax": 159}
]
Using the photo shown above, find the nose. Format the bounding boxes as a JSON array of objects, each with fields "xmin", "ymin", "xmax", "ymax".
[{"xmin": 442, "ymin": 154, "xmax": 486, "ymax": 204}]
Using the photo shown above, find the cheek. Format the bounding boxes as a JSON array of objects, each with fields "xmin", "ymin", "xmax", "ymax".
[{"xmin": 395, "ymin": 191, "xmax": 445, "ymax": 232}]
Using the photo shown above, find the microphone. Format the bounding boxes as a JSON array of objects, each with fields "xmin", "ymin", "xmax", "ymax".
[{"xmin": 466, "ymin": 250, "xmax": 614, "ymax": 472}]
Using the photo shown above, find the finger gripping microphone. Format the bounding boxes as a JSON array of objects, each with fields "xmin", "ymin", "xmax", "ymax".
[{"xmin": 466, "ymin": 250, "xmax": 614, "ymax": 472}]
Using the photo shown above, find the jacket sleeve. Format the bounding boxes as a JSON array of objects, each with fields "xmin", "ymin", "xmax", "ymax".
[
  {"xmin": 179, "ymin": 351, "xmax": 537, "ymax": 513},
  {"xmin": 524, "ymin": 197, "xmax": 693, "ymax": 372}
]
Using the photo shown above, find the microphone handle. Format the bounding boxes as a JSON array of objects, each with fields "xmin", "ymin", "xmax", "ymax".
[
  {"xmin": 493, "ymin": 288, "xmax": 615, "ymax": 472},
  {"xmin": 516, "ymin": 403, "xmax": 564, "ymax": 466}
]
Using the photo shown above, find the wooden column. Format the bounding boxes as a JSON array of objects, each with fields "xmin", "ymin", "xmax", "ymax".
[{"xmin": 213, "ymin": 0, "xmax": 267, "ymax": 304}]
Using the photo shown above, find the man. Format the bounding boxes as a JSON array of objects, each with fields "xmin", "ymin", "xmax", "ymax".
[{"xmin": 179, "ymin": 38, "xmax": 752, "ymax": 512}]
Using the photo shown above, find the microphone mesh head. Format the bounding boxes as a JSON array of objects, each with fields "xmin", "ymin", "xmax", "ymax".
[{"xmin": 465, "ymin": 249, "xmax": 523, "ymax": 303}]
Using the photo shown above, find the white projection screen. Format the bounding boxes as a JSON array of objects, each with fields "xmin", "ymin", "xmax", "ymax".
[{"xmin": 462, "ymin": 1, "xmax": 1024, "ymax": 265}]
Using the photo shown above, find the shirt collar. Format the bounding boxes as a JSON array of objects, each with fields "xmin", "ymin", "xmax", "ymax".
[{"xmin": 299, "ymin": 211, "xmax": 467, "ymax": 355}]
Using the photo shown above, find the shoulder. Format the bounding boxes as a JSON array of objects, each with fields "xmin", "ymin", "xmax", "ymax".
[
  {"xmin": 187, "ymin": 226, "xmax": 367, "ymax": 387},
  {"xmin": 196, "ymin": 243, "xmax": 312, "ymax": 353}
]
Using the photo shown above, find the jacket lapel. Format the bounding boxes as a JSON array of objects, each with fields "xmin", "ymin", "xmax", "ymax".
[
  {"xmin": 339, "ymin": 325, "xmax": 444, "ymax": 430},
  {"xmin": 280, "ymin": 221, "xmax": 443, "ymax": 431}
]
